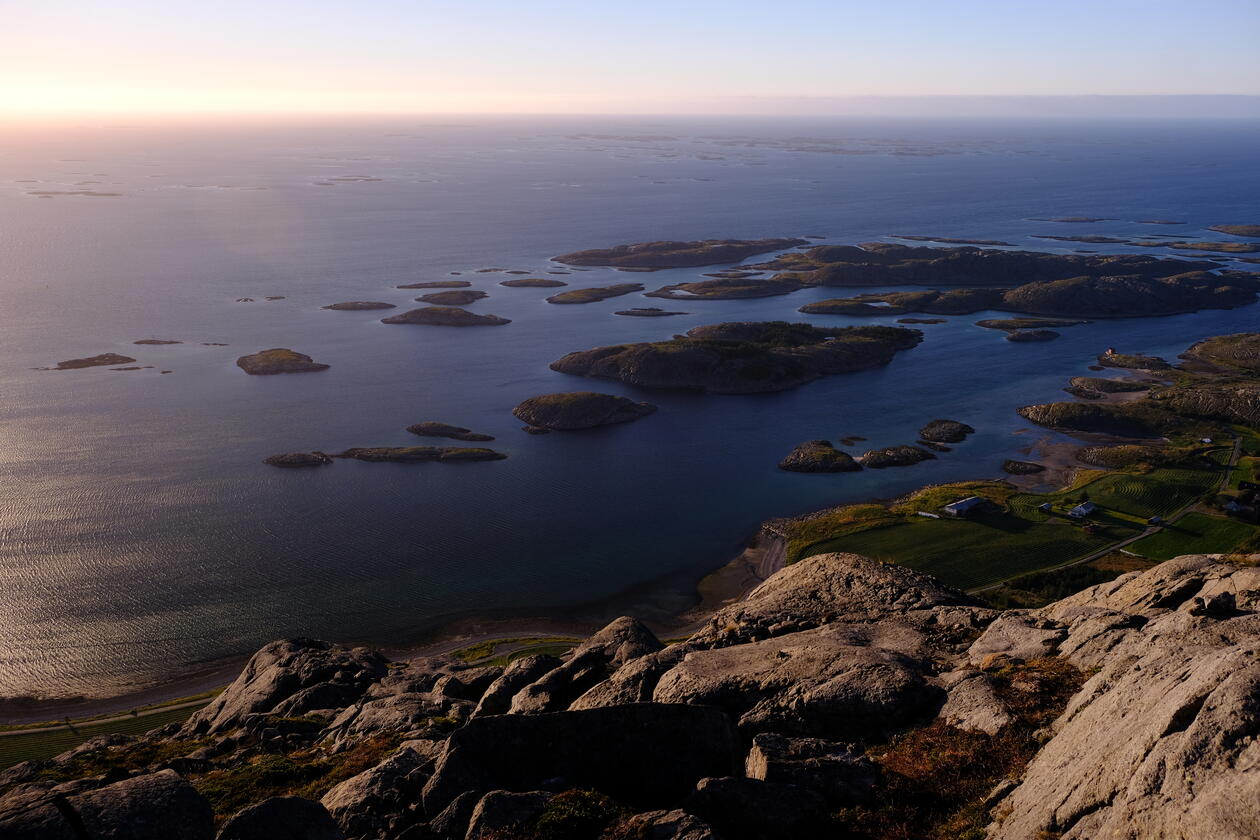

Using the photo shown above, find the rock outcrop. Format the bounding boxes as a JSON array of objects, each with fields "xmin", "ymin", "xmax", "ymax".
[
  {"xmin": 778, "ymin": 440, "xmax": 862, "ymax": 472},
  {"xmin": 11, "ymin": 552, "xmax": 1258, "ymax": 840},
  {"xmin": 381, "ymin": 307, "xmax": 510, "ymax": 326},
  {"xmin": 235, "ymin": 349, "xmax": 329, "ymax": 375},
  {"xmin": 511, "ymin": 392, "xmax": 657, "ymax": 431}
]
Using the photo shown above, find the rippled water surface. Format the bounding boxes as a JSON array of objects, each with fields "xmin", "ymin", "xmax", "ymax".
[{"xmin": 1, "ymin": 116, "xmax": 1257, "ymax": 699}]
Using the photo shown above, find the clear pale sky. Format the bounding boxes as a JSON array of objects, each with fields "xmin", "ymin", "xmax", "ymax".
[{"xmin": 3, "ymin": 0, "xmax": 1258, "ymax": 115}]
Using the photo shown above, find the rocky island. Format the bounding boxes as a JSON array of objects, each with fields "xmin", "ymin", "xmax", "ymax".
[
  {"xmin": 615, "ymin": 307, "xmax": 688, "ymax": 317},
  {"xmin": 263, "ymin": 452, "xmax": 333, "ymax": 468},
  {"xmin": 47, "ymin": 352, "xmax": 138, "ymax": 370},
  {"xmin": 552, "ymin": 238, "xmax": 808, "ymax": 269},
  {"xmin": 918, "ymin": 419, "xmax": 975, "ymax": 443},
  {"xmin": 500, "ymin": 278, "xmax": 567, "ymax": 288},
  {"xmin": 793, "ymin": 265, "xmax": 1257, "ymax": 320},
  {"xmin": 235, "ymin": 349, "xmax": 330, "ymax": 375},
  {"xmin": 322, "ymin": 301, "xmax": 397, "ymax": 311},
  {"xmin": 1209, "ymin": 223, "xmax": 1260, "ymax": 237},
  {"xmin": 860, "ymin": 444, "xmax": 937, "ymax": 468},
  {"xmin": 545, "ymin": 284, "xmax": 644, "ymax": 304},
  {"xmin": 397, "ymin": 281, "xmax": 472, "ymax": 289},
  {"xmin": 381, "ymin": 307, "xmax": 511, "ymax": 327},
  {"xmin": 407, "ymin": 422, "xmax": 494, "ymax": 442},
  {"xmin": 778, "ymin": 440, "xmax": 862, "ymax": 472},
  {"xmin": 1005, "ymin": 329, "xmax": 1059, "ymax": 342},
  {"xmin": 550, "ymin": 322, "xmax": 923, "ymax": 394},
  {"xmin": 417, "ymin": 290, "xmax": 488, "ymax": 306},
  {"xmin": 512, "ymin": 392, "xmax": 657, "ymax": 431},
  {"xmin": 133, "ymin": 339, "xmax": 183, "ymax": 345},
  {"xmin": 333, "ymin": 446, "xmax": 507, "ymax": 463}
]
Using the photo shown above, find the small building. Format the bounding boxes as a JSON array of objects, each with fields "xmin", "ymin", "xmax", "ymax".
[
  {"xmin": 1038, "ymin": 502, "xmax": 1053, "ymax": 514},
  {"xmin": 1147, "ymin": 516, "xmax": 1165, "ymax": 526},
  {"xmin": 1068, "ymin": 501, "xmax": 1097, "ymax": 519},
  {"xmin": 943, "ymin": 496, "xmax": 989, "ymax": 518},
  {"xmin": 1201, "ymin": 438, "xmax": 1213, "ymax": 444}
]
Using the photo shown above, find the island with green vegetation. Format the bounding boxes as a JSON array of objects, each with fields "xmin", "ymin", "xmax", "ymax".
[
  {"xmin": 332, "ymin": 446, "xmax": 507, "ymax": 463},
  {"xmin": 511, "ymin": 392, "xmax": 657, "ymax": 431},
  {"xmin": 499, "ymin": 277, "xmax": 567, "ymax": 287},
  {"xmin": 235, "ymin": 348, "xmax": 329, "ymax": 375},
  {"xmin": 46, "ymin": 353, "xmax": 138, "ymax": 370},
  {"xmin": 614, "ymin": 307, "xmax": 688, "ymax": 317},
  {"xmin": 321, "ymin": 301, "xmax": 396, "ymax": 311},
  {"xmin": 406, "ymin": 421, "xmax": 494, "ymax": 442},
  {"xmin": 416, "ymin": 290, "xmax": 488, "ymax": 306},
  {"xmin": 545, "ymin": 284, "xmax": 644, "ymax": 304},
  {"xmin": 263, "ymin": 452, "xmax": 333, "ymax": 468},
  {"xmin": 552, "ymin": 237, "xmax": 808, "ymax": 269},
  {"xmin": 381, "ymin": 307, "xmax": 510, "ymax": 326},
  {"xmin": 1006, "ymin": 329, "xmax": 1059, "ymax": 342},
  {"xmin": 396, "ymin": 280, "xmax": 472, "ymax": 289},
  {"xmin": 550, "ymin": 322, "xmax": 923, "ymax": 394},
  {"xmin": 778, "ymin": 440, "xmax": 862, "ymax": 472},
  {"xmin": 1209, "ymin": 224, "xmax": 1260, "ymax": 237}
]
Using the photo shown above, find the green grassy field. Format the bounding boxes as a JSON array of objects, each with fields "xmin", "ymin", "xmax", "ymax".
[
  {"xmin": 1129, "ymin": 513, "xmax": 1257, "ymax": 561},
  {"xmin": 0, "ymin": 703, "xmax": 206, "ymax": 769},
  {"xmin": 1077, "ymin": 468, "xmax": 1219, "ymax": 519},
  {"xmin": 802, "ymin": 511, "xmax": 1142, "ymax": 591}
]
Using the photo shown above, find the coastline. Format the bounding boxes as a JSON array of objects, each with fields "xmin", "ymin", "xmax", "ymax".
[{"xmin": 1, "ymin": 529, "xmax": 788, "ymax": 727}]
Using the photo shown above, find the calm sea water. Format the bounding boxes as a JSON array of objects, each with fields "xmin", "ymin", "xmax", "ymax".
[{"xmin": 1, "ymin": 116, "xmax": 1257, "ymax": 700}]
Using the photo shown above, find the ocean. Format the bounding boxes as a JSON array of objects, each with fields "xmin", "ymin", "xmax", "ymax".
[{"xmin": 0, "ymin": 115, "xmax": 1257, "ymax": 702}]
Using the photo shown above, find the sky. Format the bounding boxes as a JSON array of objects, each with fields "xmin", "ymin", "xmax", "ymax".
[{"xmin": 3, "ymin": 0, "xmax": 1258, "ymax": 116}]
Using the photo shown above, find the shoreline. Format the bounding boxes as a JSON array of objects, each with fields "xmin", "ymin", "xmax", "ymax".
[
  {"xmin": 0, "ymin": 367, "xmax": 1188, "ymax": 726},
  {"xmin": 0, "ymin": 529, "xmax": 787, "ymax": 727}
]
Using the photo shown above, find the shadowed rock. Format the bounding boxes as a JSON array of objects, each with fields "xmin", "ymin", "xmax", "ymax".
[
  {"xmin": 406, "ymin": 422, "xmax": 494, "ymax": 442},
  {"xmin": 421, "ymin": 703, "xmax": 739, "ymax": 813},
  {"xmin": 217, "ymin": 796, "xmax": 344, "ymax": 840}
]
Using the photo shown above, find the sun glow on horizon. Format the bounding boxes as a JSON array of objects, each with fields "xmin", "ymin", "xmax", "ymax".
[{"xmin": 3, "ymin": 0, "xmax": 1257, "ymax": 119}]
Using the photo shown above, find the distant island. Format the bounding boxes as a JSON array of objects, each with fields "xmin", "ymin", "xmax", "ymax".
[
  {"xmin": 381, "ymin": 307, "xmax": 510, "ymax": 326},
  {"xmin": 553, "ymin": 238, "xmax": 808, "ymax": 269},
  {"xmin": 551, "ymin": 322, "xmax": 922, "ymax": 394},
  {"xmin": 235, "ymin": 348, "xmax": 329, "ymax": 375}
]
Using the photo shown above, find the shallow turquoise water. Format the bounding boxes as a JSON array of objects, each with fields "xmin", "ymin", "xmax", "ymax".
[{"xmin": 0, "ymin": 116, "xmax": 1256, "ymax": 699}]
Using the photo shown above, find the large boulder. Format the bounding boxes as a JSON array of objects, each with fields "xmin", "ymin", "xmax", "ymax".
[
  {"xmin": 743, "ymin": 733, "xmax": 876, "ymax": 805},
  {"xmin": 988, "ymin": 558, "xmax": 1260, "ymax": 840},
  {"xmin": 570, "ymin": 645, "xmax": 693, "ymax": 710},
  {"xmin": 652, "ymin": 623, "xmax": 941, "ymax": 740},
  {"xmin": 935, "ymin": 669, "xmax": 1015, "ymax": 735},
  {"xmin": 216, "ymin": 796, "xmax": 344, "ymax": 840},
  {"xmin": 0, "ymin": 770, "xmax": 215, "ymax": 840},
  {"xmin": 689, "ymin": 552, "xmax": 984, "ymax": 647},
  {"xmin": 421, "ymin": 703, "xmax": 739, "ymax": 814},
  {"xmin": 320, "ymin": 740, "xmax": 442, "ymax": 837},
  {"xmin": 966, "ymin": 611, "xmax": 1067, "ymax": 666},
  {"xmin": 473, "ymin": 655, "xmax": 562, "ymax": 717},
  {"xmin": 509, "ymin": 616, "xmax": 663, "ymax": 714},
  {"xmin": 684, "ymin": 776, "xmax": 827, "ymax": 840},
  {"xmin": 464, "ymin": 790, "xmax": 552, "ymax": 839},
  {"xmin": 184, "ymin": 639, "xmax": 388, "ymax": 735},
  {"xmin": 610, "ymin": 809, "xmax": 716, "ymax": 840}
]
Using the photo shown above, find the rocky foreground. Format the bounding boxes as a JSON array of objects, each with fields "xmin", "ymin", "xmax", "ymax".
[{"xmin": 2, "ymin": 552, "xmax": 1256, "ymax": 839}]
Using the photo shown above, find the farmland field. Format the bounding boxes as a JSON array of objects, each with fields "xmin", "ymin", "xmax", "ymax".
[
  {"xmin": 802, "ymin": 511, "xmax": 1142, "ymax": 591},
  {"xmin": 1129, "ymin": 513, "xmax": 1256, "ymax": 561}
]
